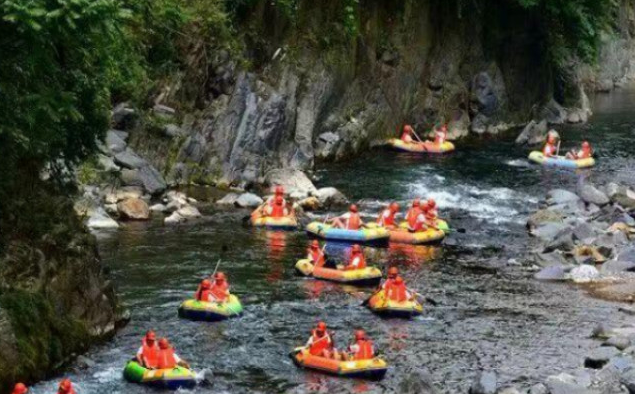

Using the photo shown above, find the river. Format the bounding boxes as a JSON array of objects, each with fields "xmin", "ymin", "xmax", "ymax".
[{"xmin": 29, "ymin": 90, "xmax": 635, "ymax": 393}]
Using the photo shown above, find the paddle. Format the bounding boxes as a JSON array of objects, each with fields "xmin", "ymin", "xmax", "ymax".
[{"xmin": 556, "ymin": 140, "xmax": 561, "ymax": 157}]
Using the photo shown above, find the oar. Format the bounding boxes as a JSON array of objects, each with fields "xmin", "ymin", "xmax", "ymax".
[
  {"xmin": 408, "ymin": 289, "xmax": 438, "ymax": 306},
  {"xmin": 211, "ymin": 259, "xmax": 222, "ymax": 277},
  {"xmin": 556, "ymin": 140, "xmax": 562, "ymax": 156}
]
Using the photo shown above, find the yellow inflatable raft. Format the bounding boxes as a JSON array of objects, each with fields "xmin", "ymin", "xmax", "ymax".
[
  {"xmin": 528, "ymin": 151, "xmax": 595, "ymax": 169},
  {"xmin": 367, "ymin": 289, "xmax": 423, "ymax": 318},
  {"xmin": 291, "ymin": 348, "xmax": 388, "ymax": 379},
  {"xmin": 295, "ymin": 259, "xmax": 382, "ymax": 286},
  {"xmin": 387, "ymin": 138, "xmax": 455, "ymax": 154}
]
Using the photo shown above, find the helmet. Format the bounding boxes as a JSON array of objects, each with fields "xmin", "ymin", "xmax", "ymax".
[
  {"xmin": 395, "ymin": 276, "xmax": 404, "ymax": 284},
  {"xmin": 158, "ymin": 338, "xmax": 170, "ymax": 349},
  {"xmin": 275, "ymin": 185, "xmax": 284, "ymax": 195},
  {"xmin": 355, "ymin": 330, "xmax": 366, "ymax": 340},
  {"xmin": 310, "ymin": 240, "xmax": 320, "ymax": 249},
  {"xmin": 412, "ymin": 199, "xmax": 420, "ymax": 207},
  {"xmin": 275, "ymin": 195, "xmax": 284, "ymax": 204},
  {"xmin": 145, "ymin": 330, "xmax": 156, "ymax": 342},
  {"xmin": 427, "ymin": 199, "xmax": 436, "ymax": 209},
  {"xmin": 58, "ymin": 379, "xmax": 72, "ymax": 392},
  {"xmin": 390, "ymin": 202, "xmax": 399, "ymax": 212},
  {"xmin": 388, "ymin": 267, "xmax": 399, "ymax": 276},
  {"xmin": 351, "ymin": 244, "xmax": 362, "ymax": 254},
  {"xmin": 350, "ymin": 204, "xmax": 358, "ymax": 213},
  {"xmin": 201, "ymin": 279, "xmax": 212, "ymax": 289},
  {"xmin": 13, "ymin": 383, "xmax": 28, "ymax": 394},
  {"xmin": 215, "ymin": 272, "xmax": 226, "ymax": 281},
  {"xmin": 317, "ymin": 321, "xmax": 327, "ymax": 331},
  {"xmin": 582, "ymin": 141, "xmax": 590, "ymax": 149}
]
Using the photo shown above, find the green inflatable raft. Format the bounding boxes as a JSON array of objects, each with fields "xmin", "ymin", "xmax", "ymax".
[
  {"xmin": 178, "ymin": 294, "xmax": 243, "ymax": 322},
  {"xmin": 123, "ymin": 360, "xmax": 197, "ymax": 390}
]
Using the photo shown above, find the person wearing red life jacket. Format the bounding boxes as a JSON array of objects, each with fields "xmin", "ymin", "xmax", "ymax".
[
  {"xmin": 434, "ymin": 124, "xmax": 448, "ymax": 145},
  {"xmin": 331, "ymin": 204, "xmax": 363, "ymax": 230},
  {"xmin": 266, "ymin": 185, "xmax": 286, "ymax": 206},
  {"xmin": 343, "ymin": 244, "xmax": 366, "ymax": 271},
  {"xmin": 380, "ymin": 267, "xmax": 399, "ymax": 290},
  {"xmin": 11, "ymin": 383, "xmax": 28, "ymax": 394},
  {"xmin": 376, "ymin": 202, "xmax": 399, "ymax": 228},
  {"xmin": 264, "ymin": 195, "xmax": 289, "ymax": 218},
  {"xmin": 347, "ymin": 330, "xmax": 375, "ymax": 361},
  {"xmin": 57, "ymin": 379, "xmax": 75, "ymax": 394},
  {"xmin": 307, "ymin": 240, "xmax": 326, "ymax": 268},
  {"xmin": 566, "ymin": 140, "xmax": 593, "ymax": 160},
  {"xmin": 405, "ymin": 199, "xmax": 422, "ymax": 228},
  {"xmin": 386, "ymin": 276, "xmax": 411, "ymax": 302},
  {"xmin": 426, "ymin": 198, "xmax": 438, "ymax": 219},
  {"xmin": 209, "ymin": 272, "xmax": 230, "ymax": 302},
  {"xmin": 136, "ymin": 330, "xmax": 159, "ymax": 368},
  {"xmin": 305, "ymin": 321, "xmax": 337, "ymax": 359},
  {"xmin": 408, "ymin": 205, "xmax": 430, "ymax": 233},
  {"xmin": 542, "ymin": 133, "xmax": 558, "ymax": 157},
  {"xmin": 400, "ymin": 125, "xmax": 416, "ymax": 143},
  {"xmin": 195, "ymin": 279, "xmax": 213, "ymax": 302},
  {"xmin": 156, "ymin": 338, "xmax": 190, "ymax": 369}
]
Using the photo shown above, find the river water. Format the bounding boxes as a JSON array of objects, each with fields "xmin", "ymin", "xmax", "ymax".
[{"xmin": 30, "ymin": 91, "xmax": 635, "ymax": 393}]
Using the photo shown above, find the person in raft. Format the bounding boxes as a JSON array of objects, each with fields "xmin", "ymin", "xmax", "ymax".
[
  {"xmin": 345, "ymin": 330, "xmax": 375, "ymax": 360},
  {"xmin": 385, "ymin": 276, "xmax": 412, "ymax": 302},
  {"xmin": 208, "ymin": 272, "xmax": 230, "ymax": 302},
  {"xmin": 307, "ymin": 240, "xmax": 326, "ymax": 267},
  {"xmin": 405, "ymin": 199, "xmax": 422, "ymax": 228},
  {"xmin": 376, "ymin": 202, "xmax": 399, "ymax": 228},
  {"xmin": 542, "ymin": 131, "xmax": 560, "ymax": 157},
  {"xmin": 265, "ymin": 185, "xmax": 286, "ymax": 207},
  {"xmin": 156, "ymin": 338, "xmax": 190, "ymax": 369},
  {"xmin": 342, "ymin": 244, "xmax": 366, "ymax": 271},
  {"xmin": 433, "ymin": 124, "xmax": 448, "ymax": 145},
  {"xmin": 379, "ymin": 267, "xmax": 400, "ymax": 290},
  {"xmin": 566, "ymin": 140, "xmax": 593, "ymax": 160},
  {"xmin": 408, "ymin": 203, "xmax": 432, "ymax": 233},
  {"xmin": 137, "ymin": 330, "xmax": 160, "ymax": 368},
  {"xmin": 305, "ymin": 321, "xmax": 341, "ymax": 359},
  {"xmin": 11, "ymin": 383, "xmax": 28, "ymax": 394},
  {"xmin": 400, "ymin": 124, "xmax": 418, "ymax": 143},
  {"xmin": 330, "ymin": 204, "xmax": 364, "ymax": 230},
  {"xmin": 57, "ymin": 379, "xmax": 75, "ymax": 394},
  {"xmin": 263, "ymin": 194, "xmax": 289, "ymax": 218}
]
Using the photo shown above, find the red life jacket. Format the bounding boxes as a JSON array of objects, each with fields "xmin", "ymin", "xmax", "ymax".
[
  {"xmin": 381, "ymin": 278, "xmax": 395, "ymax": 290},
  {"xmin": 401, "ymin": 131, "xmax": 413, "ymax": 143},
  {"xmin": 353, "ymin": 339, "xmax": 374, "ymax": 360},
  {"xmin": 543, "ymin": 143, "xmax": 556, "ymax": 157},
  {"xmin": 345, "ymin": 254, "xmax": 366, "ymax": 270},
  {"xmin": 412, "ymin": 213, "xmax": 428, "ymax": 232},
  {"xmin": 271, "ymin": 203, "xmax": 285, "ymax": 217},
  {"xmin": 346, "ymin": 213, "xmax": 361, "ymax": 230},
  {"xmin": 210, "ymin": 282, "xmax": 229, "ymax": 301},
  {"xmin": 387, "ymin": 281, "xmax": 408, "ymax": 302},
  {"xmin": 141, "ymin": 339, "xmax": 159, "ymax": 368},
  {"xmin": 377, "ymin": 209, "xmax": 396, "ymax": 227},
  {"xmin": 157, "ymin": 347, "xmax": 177, "ymax": 369},
  {"xmin": 58, "ymin": 389, "xmax": 76, "ymax": 394},
  {"xmin": 308, "ymin": 248, "xmax": 325, "ymax": 267},
  {"xmin": 197, "ymin": 289, "xmax": 212, "ymax": 302},
  {"xmin": 406, "ymin": 208, "xmax": 421, "ymax": 227},
  {"xmin": 309, "ymin": 330, "xmax": 332, "ymax": 356}
]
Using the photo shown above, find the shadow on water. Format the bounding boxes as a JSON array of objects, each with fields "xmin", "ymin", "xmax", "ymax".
[{"xmin": 29, "ymin": 90, "xmax": 635, "ymax": 393}]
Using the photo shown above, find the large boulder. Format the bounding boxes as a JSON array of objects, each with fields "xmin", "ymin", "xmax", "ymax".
[
  {"xmin": 539, "ymin": 99, "xmax": 567, "ymax": 124},
  {"xmin": 264, "ymin": 169, "xmax": 317, "ymax": 199},
  {"xmin": 547, "ymin": 189, "xmax": 581, "ymax": 206},
  {"xmin": 105, "ymin": 130, "xmax": 127, "ymax": 154},
  {"xmin": 86, "ymin": 208, "xmax": 119, "ymax": 229},
  {"xmin": 164, "ymin": 211, "xmax": 184, "ymax": 225},
  {"xmin": 217, "ymin": 193, "xmax": 240, "ymax": 205},
  {"xmin": 527, "ymin": 209, "xmax": 565, "ymax": 229},
  {"xmin": 531, "ymin": 222, "xmax": 570, "ymax": 243},
  {"xmin": 177, "ymin": 205, "xmax": 201, "ymax": 218},
  {"xmin": 567, "ymin": 265, "xmax": 599, "ymax": 283},
  {"xmin": 577, "ymin": 182, "xmax": 610, "ymax": 206},
  {"xmin": 398, "ymin": 366, "xmax": 438, "ymax": 394},
  {"xmin": 114, "ymin": 149, "xmax": 147, "ymax": 169},
  {"xmin": 600, "ymin": 259, "xmax": 635, "ymax": 274},
  {"xmin": 315, "ymin": 132, "xmax": 341, "ymax": 160},
  {"xmin": 468, "ymin": 371, "xmax": 497, "ymax": 394},
  {"xmin": 120, "ymin": 169, "xmax": 144, "ymax": 187},
  {"xmin": 535, "ymin": 265, "xmax": 568, "ymax": 281},
  {"xmin": 545, "ymin": 372, "xmax": 593, "ymax": 394},
  {"xmin": 609, "ymin": 185, "xmax": 635, "ymax": 210},
  {"xmin": 572, "ymin": 222, "xmax": 597, "ymax": 243},
  {"xmin": 515, "ymin": 119, "xmax": 548, "ymax": 145},
  {"xmin": 117, "ymin": 198, "xmax": 150, "ymax": 220},
  {"xmin": 543, "ymin": 227, "xmax": 574, "ymax": 252},
  {"xmin": 97, "ymin": 154, "xmax": 120, "ymax": 172},
  {"xmin": 314, "ymin": 187, "xmax": 349, "ymax": 209},
  {"xmin": 112, "ymin": 103, "xmax": 137, "ymax": 130},
  {"xmin": 235, "ymin": 193, "xmax": 264, "ymax": 208},
  {"xmin": 138, "ymin": 165, "xmax": 167, "ymax": 195},
  {"xmin": 584, "ymin": 346, "xmax": 619, "ymax": 369}
]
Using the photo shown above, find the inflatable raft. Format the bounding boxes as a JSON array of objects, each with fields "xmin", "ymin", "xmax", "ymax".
[
  {"xmin": 528, "ymin": 151, "xmax": 595, "ymax": 169},
  {"xmin": 295, "ymin": 259, "xmax": 382, "ymax": 286},
  {"xmin": 306, "ymin": 222, "xmax": 390, "ymax": 245},
  {"xmin": 178, "ymin": 295, "xmax": 243, "ymax": 322},
  {"xmin": 367, "ymin": 289, "xmax": 423, "ymax": 318},
  {"xmin": 291, "ymin": 348, "xmax": 388, "ymax": 380},
  {"xmin": 387, "ymin": 138, "xmax": 455, "ymax": 154},
  {"xmin": 398, "ymin": 219, "xmax": 449, "ymax": 233},
  {"xmin": 388, "ymin": 227, "xmax": 445, "ymax": 245},
  {"xmin": 250, "ymin": 211, "xmax": 298, "ymax": 230},
  {"xmin": 123, "ymin": 360, "xmax": 197, "ymax": 390}
]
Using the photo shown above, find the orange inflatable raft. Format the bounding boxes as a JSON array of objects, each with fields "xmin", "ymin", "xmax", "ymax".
[{"xmin": 291, "ymin": 348, "xmax": 388, "ymax": 380}]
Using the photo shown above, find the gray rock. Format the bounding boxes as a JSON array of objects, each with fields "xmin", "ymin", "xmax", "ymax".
[
  {"xmin": 235, "ymin": 193, "xmax": 264, "ymax": 208},
  {"xmin": 469, "ymin": 371, "xmax": 497, "ymax": 394},
  {"xmin": 516, "ymin": 119, "xmax": 548, "ymax": 145},
  {"xmin": 76, "ymin": 355, "xmax": 96, "ymax": 370},
  {"xmin": 596, "ymin": 232, "xmax": 629, "ymax": 250},
  {"xmin": 149, "ymin": 204, "xmax": 167, "ymax": 213},
  {"xmin": 120, "ymin": 169, "xmax": 143, "ymax": 187},
  {"xmin": 114, "ymin": 149, "xmax": 147, "ymax": 169},
  {"xmin": 264, "ymin": 169, "xmax": 317, "ymax": 199},
  {"xmin": 535, "ymin": 265, "xmax": 568, "ymax": 281},
  {"xmin": 217, "ymin": 193, "xmax": 240, "ymax": 205},
  {"xmin": 544, "ymin": 227, "xmax": 574, "ymax": 252},
  {"xmin": 617, "ymin": 247, "xmax": 635, "ymax": 263},
  {"xmin": 104, "ymin": 203, "xmax": 118, "ymax": 215},
  {"xmin": 535, "ymin": 251, "xmax": 569, "ymax": 267},
  {"xmin": 97, "ymin": 154, "xmax": 120, "ymax": 172},
  {"xmin": 314, "ymin": 187, "xmax": 349, "ymax": 208},
  {"xmin": 398, "ymin": 366, "xmax": 437, "ymax": 394},
  {"xmin": 86, "ymin": 208, "xmax": 119, "ymax": 229},
  {"xmin": 600, "ymin": 260, "xmax": 635, "ymax": 274},
  {"xmin": 164, "ymin": 124, "xmax": 185, "ymax": 138},
  {"xmin": 111, "ymin": 129, "xmax": 129, "ymax": 141},
  {"xmin": 573, "ymin": 222, "xmax": 597, "ymax": 242},
  {"xmin": 138, "ymin": 165, "xmax": 167, "ymax": 195},
  {"xmin": 609, "ymin": 185, "xmax": 635, "ymax": 210},
  {"xmin": 315, "ymin": 132, "xmax": 341, "ymax": 160},
  {"xmin": 577, "ymin": 182, "xmax": 610, "ymax": 206},
  {"xmin": 528, "ymin": 383, "xmax": 548, "ymax": 394},
  {"xmin": 567, "ymin": 265, "xmax": 600, "ymax": 283},
  {"xmin": 153, "ymin": 104, "xmax": 176, "ymax": 116},
  {"xmin": 164, "ymin": 211, "xmax": 184, "ymax": 225},
  {"xmin": 112, "ymin": 103, "xmax": 137, "ymax": 130},
  {"xmin": 106, "ymin": 130, "xmax": 127, "ymax": 154},
  {"xmin": 496, "ymin": 388, "xmax": 521, "ymax": 394},
  {"xmin": 545, "ymin": 372, "xmax": 593, "ymax": 394},
  {"xmin": 604, "ymin": 336, "xmax": 631, "ymax": 351},
  {"xmin": 584, "ymin": 346, "xmax": 620, "ymax": 369},
  {"xmin": 547, "ymin": 189, "xmax": 581, "ymax": 205},
  {"xmin": 177, "ymin": 205, "xmax": 201, "ymax": 218},
  {"xmin": 539, "ymin": 99, "xmax": 567, "ymax": 124},
  {"xmin": 621, "ymin": 369, "xmax": 635, "ymax": 393},
  {"xmin": 527, "ymin": 209, "xmax": 565, "ymax": 229},
  {"xmin": 531, "ymin": 222, "xmax": 570, "ymax": 243},
  {"xmin": 622, "ymin": 213, "xmax": 635, "ymax": 226}
]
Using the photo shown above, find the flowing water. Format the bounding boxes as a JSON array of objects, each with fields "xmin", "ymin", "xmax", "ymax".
[{"xmin": 30, "ymin": 91, "xmax": 635, "ymax": 393}]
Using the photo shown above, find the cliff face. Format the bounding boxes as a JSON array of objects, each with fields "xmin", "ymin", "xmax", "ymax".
[{"xmin": 122, "ymin": 0, "xmax": 633, "ymax": 188}]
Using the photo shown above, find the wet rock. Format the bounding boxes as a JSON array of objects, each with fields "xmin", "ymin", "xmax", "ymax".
[
  {"xmin": 114, "ymin": 149, "xmax": 147, "ymax": 169},
  {"xmin": 567, "ymin": 265, "xmax": 599, "ymax": 283},
  {"xmin": 600, "ymin": 259, "xmax": 635, "ymax": 274},
  {"xmin": 398, "ymin": 366, "xmax": 437, "ymax": 394},
  {"xmin": 235, "ymin": 193, "xmax": 263, "ymax": 208},
  {"xmin": 315, "ymin": 132, "xmax": 341, "ymax": 159},
  {"xmin": 535, "ymin": 265, "xmax": 568, "ymax": 281},
  {"xmin": 573, "ymin": 222, "xmax": 597, "ymax": 243},
  {"xmin": 545, "ymin": 372, "xmax": 593, "ymax": 394},
  {"xmin": 297, "ymin": 196, "xmax": 320, "ymax": 211},
  {"xmin": 177, "ymin": 205, "xmax": 201, "ymax": 218},
  {"xmin": 97, "ymin": 154, "xmax": 120, "ymax": 172},
  {"xmin": 76, "ymin": 355, "xmax": 96, "ymax": 370},
  {"xmin": 527, "ymin": 209, "xmax": 565, "ymax": 229},
  {"xmin": 621, "ymin": 369, "xmax": 635, "ymax": 393},
  {"xmin": 496, "ymin": 388, "xmax": 521, "ymax": 394},
  {"xmin": 217, "ymin": 193, "xmax": 239, "ymax": 205},
  {"xmin": 604, "ymin": 336, "xmax": 631, "ymax": 351},
  {"xmin": 547, "ymin": 189, "xmax": 581, "ymax": 205},
  {"xmin": 584, "ymin": 347, "xmax": 619, "ymax": 369},
  {"xmin": 164, "ymin": 211, "xmax": 184, "ymax": 225},
  {"xmin": 577, "ymin": 182, "xmax": 610, "ymax": 206},
  {"xmin": 138, "ymin": 165, "xmax": 167, "ymax": 195},
  {"xmin": 149, "ymin": 204, "xmax": 167, "ymax": 213},
  {"xmin": 104, "ymin": 203, "xmax": 118, "ymax": 215},
  {"xmin": 539, "ymin": 99, "xmax": 567, "ymax": 124},
  {"xmin": 531, "ymin": 222, "xmax": 570, "ymax": 243},
  {"xmin": 544, "ymin": 227, "xmax": 574, "ymax": 252},
  {"xmin": 314, "ymin": 187, "xmax": 349, "ymax": 208},
  {"xmin": 120, "ymin": 168, "xmax": 143, "ymax": 187},
  {"xmin": 86, "ymin": 208, "xmax": 119, "ymax": 229},
  {"xmin": 608, "ymin": 184, "xmax": 635, "ymax": 210},
  {"xmin": 117, "ymin": 198, "xmax": 150, "ymax": 220},
  {"xmin": 535, "ymin": 251, "xmax": 569, "ymax": 267},
  {"xmin": 528, "ymin": 383, "xmax": 548, "ymax": 394},
  {"xmin": 112, "ymin": 103, "xmax": 137, "ymax": 130},
  {"xmin": 105, "ymin": 130, "xmax": 127, "ymax": 154},
  {"xmin": 469, "ymin": 371, "xmax": 497, "ymax": 394},
  {"xmin": 515, "ymin": 119, "xmax": 548, "ymax": 145},
  {"xmin": 264, "ymin": 169, "xmax": 317, "ymax": 199}
]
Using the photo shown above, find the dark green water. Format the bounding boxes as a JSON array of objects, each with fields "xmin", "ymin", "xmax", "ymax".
[{"xmin": 30, "ymin": 91, "xmax": 635, "ymax": 393}]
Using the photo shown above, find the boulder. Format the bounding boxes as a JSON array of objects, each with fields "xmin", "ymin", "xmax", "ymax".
[
  {"xmin": 547, "ymin": 189, "xmax": 581, "ymax": 206},
  {"xmin": 105, "ymin": 130, "xmax": 126, "ymax": 154},
  {"xmin": 297, "ymin": 197, "xmax": 320, "ymax": 211},
  {"xmin": 112, "ymin": 103, "xmax": 137, "ymax": 130},
  {"xmin": 515, "ymin": 119, "xmax": 548, "ymax": 145},
  {"xmin": 600, "ymin": 260, "xmax": 635, "ymax": 274},
  {"xmin": 468, "ymin": 371, "xmax": 497, "ymax": 394},
  {"xmin": 111, "ymin": 129, "xmax": 129, "ymax": 141},
  {"xmin": 621, "ymin": 368, "xmax": 635, "ymax": 393},
  {"xmin": 97, "ymin": 154, "xmax": 120, "ymax": 172},
  {"xmin": 149, "ymin": 204, "xmax": 167, "ymax": 213},
  {"xmin": 496, "ymin": 388, "xmax": 521, "ymax": 394},
  {"xmin": 398, "ymin": 366, "xmax": 438, "ymax": 394},
  {"xmin": 539, "ymin": 99, "xmax": 567, "ymax": 124},
  {"xmin": 117, "ymin": 198, "xmax": 150, "ymax": 220},
  {"xmin": 86, "ymin": 208, "xmax": 119, "ymax": 229},
  {"xmin": 535, "ymin": 251, "xmax": 570, "ymax": 267},
  {"xmin": 264, "ymin": 169, "xmax": 317, "ymax": 199},
  {"xmin": 314, "ymin": 187, "xmax": 349, "ymax": 208},
  {"xmin": 617, "ymin": 247, "xmax": 635, "ymax": 263},
  {"xmin": 604, "ymin": 336, "xmax": 631, "ymax": 351},
  {"xmin": 584, "ymin": 346, "xmax": 620, "ymax": 369},
  {"xmin": 217, "ymin": 193, "xmax": 240, "ymax": 205},
  {"xmin": 608, "ymin": 184, "xmax": 635, "ymax": 210},
  {"xmin": 163, "ymin": 124, "xmax": 185, "ymax": 138},
  {"xmin": 315, "ymin": 132, "xmax": 341, "ymax": 160},
  {"xmin": 138, "ymin": 165, "xmax": 167, "ymax": 195},
  {"xmin": 235, "ymin": 193, "xmax": 264, "ymax": 208},
  {"xmin": 120, "ymin": 169, "xmax": 143, "ymax": 187},
  {"xmin": 567, "ymin": 265, "xmax": 599, "ymax": 283},
  {"xmin": 535, "ymin": 265, "xmax": 568, "ymax": 281},
  {"xmin": 104, "ymin": 203, "xmax": 118, "ymax": 215},
  {"xmin": 531, "ymin": 222, "xmax": 570, "ymax": 243},
  {"xmin": 164, "ymin": 211, "xmax": 184, "ymax": 225},
  {"xmin": 545, "ymin": 372, "xmax": 593, "ymax": 394},
  {"xmin": 177, "ymin": 205, "xmax": 201, "ymax": 218},
  {"xmin": 528, "ymin": 383, "xmax": 548, "ymax": 394},
  {"xmin": 527, "ymin": 209, "xmax": 565, "ymax": 228},
  {"xmin": 577, "ymin": 182, "xmax": 610, "ymax": 206},
  {"xmin": 573, "ymin": 222, "xmax": 597, "ymax": 243},
  {"xmin": 114, "ymin": 149, "xmax": 147, "ymax": 169},
  {"xmin": 543, "ymin": 227, "xmax": 574, "ymax": 252}
]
